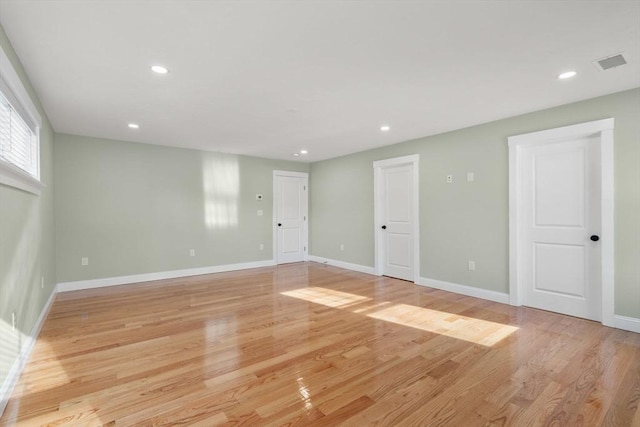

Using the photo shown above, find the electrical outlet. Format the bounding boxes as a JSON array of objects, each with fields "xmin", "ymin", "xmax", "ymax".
[
  {"xmin": 189, "ymin": 249, "xmax": 196, "ymax": 257},
  {"xmin": 12, "ymin": 312, "xmax": 16, "ymax": 331},
  {"xmin": 340, "ymin": 243, "xmax": 344, "ymax": 251},
  {"xmin": 468, "ymin": 260, "xmax": 476, "ymax": 271},
  {"xmin": 446, "ymin": 175, "xmax": 453, "ymax": 183},
  {"xmin": 259, "ymin": 243, "xmax": 264, "ymax": 251},
  {"xmin": 467, "ymin": 172, "xmax": 474, "ymax": 182},
  {"xmin": 81, "ymin": 257, "xmax": 89, "ymax": 266}
]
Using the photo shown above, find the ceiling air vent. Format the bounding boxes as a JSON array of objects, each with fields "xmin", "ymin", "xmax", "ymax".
[{"xmin": 594, "ymin": 53, "xmax": 627, "ymax": 71}]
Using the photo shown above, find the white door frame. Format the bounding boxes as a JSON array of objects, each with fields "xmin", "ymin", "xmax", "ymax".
[
  {"xmin": 508, "ymin": 118, "xmax": 614, "ymax": 327},
  {"xmin": 373, "ymin": 154, "xmax": 420, "ymax": 282},
  {"xmin": 273, "ymin": 170, "xmax": 309, "ymax": 264}
]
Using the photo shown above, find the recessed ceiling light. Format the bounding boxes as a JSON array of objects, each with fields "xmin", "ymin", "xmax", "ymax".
[
  {"xmin": 300, "ymin": 150, "xmax": 308, "ymax": 155},
  {"xmin": 292, "ymin": 153, "xmax": 300, "ymax": 157},
  {"xmin": 380, "ymin": 125, "xmax": 390, "ymax": 132},
  {"xmin": 128, "ymin": 123, "xmax": 139, "ymax": 129},
  {"xmin": 558, "ymin": 71, "xmax": 577, "ymax": 80},
  {"xmin": 151, "ymin": 65, "xmax": 169, "ymax": 74}
]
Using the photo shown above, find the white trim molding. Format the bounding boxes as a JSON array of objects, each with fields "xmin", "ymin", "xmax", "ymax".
[
  {"xmin": 373, "ymin": 154, "xmax": 420, "ymax": 283},
  {"xmin": 613, "ymin": 315, "xmax": 640, "ymax": 334},
  {"xmin": 0, "ymin": 46, "xmax": 42, "ymax": 128},
  {"xmin": 0, "ymin": 158, "xmax": 45, "ymax": 195},
  {"xmin": 417, "ymin": 277, "xmax": 510, "ymax": 304},
  {"xmin": 308, "ymin": 256, "xmax": 376, "ymax": 275},
  {"xmin": 508, "ymin": 118, "xmax": 615, "ymax": 327},
  {"xmin": 0, "ymin": 287, "xmax": 56, "ymax": 417},
  {"xmin": 57, "ymin": 260, "xmax": 276, "ymax": 292}
]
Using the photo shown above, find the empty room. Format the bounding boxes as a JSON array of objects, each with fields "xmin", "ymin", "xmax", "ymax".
[{"xmin": 1, "ymin": 1, "xmax": 639, "ymax": 425}]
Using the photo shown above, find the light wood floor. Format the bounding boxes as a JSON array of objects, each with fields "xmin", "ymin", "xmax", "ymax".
[{"xmin": 1, "ymin": 262, "xmax": 639, "ymax": 426}]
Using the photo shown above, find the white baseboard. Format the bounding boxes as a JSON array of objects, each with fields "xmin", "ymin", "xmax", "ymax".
[
  {"xmin": 418, "ymin": 278, "xmax": 638, "ymax": 333},
  {"xmin": 0, "ymin": 287, "xmax": 57, "ymax": 417},
  {"xmin": 57, "ymin": 260, "xmax": 276, "ymax": 292},
  {"xmin": 417, "ymin": 277, "xmax": 510, "ymax": 304},
  {"xmin": 614, "ymin": 315, "xmax": 640, "ymax": 333},
  {"xmin": 308, "ymin": 255, "xmax": 376, "ymax": 275}
]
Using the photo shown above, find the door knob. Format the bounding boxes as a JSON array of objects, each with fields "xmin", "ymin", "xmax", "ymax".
[
  {"xmin": 278, "ymin": 223, "xmax": 282, "ymax": 227},
  {"xmin": 590, "ymin": 235, "xmax": 600, "ymax": 242},
  {"xmin": 381, "ymin": 225, "xmax": 387, "ymax": 230}
]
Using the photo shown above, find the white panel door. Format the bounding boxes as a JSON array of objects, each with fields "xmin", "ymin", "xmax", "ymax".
[
  {"xmin": 274, "ymin": 173, "xmax": 308, "ymax": 264},
  {"xmin": 381, "ymin": 164, "xmax": 414, "ymax": 281},
  {"xmin": 520, "ymin": 136, "xmax": 601, "ymax": 320}
]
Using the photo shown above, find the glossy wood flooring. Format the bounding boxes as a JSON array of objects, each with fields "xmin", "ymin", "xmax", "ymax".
[{"xmin": 1, "ymin": 262, "xmax": 639, "ymax": 426}]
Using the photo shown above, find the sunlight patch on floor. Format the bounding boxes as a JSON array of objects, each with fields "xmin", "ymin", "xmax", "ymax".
[
  {"xmin": 352, "ymin": 300, "xmax": 392, "ymax": 314},
  {"xmin": 12, "ymin": 340, "xmax": 71, "ymax": 397},
  {"xmin": 282, "ymin": 288, "xmax": 518, "ymax": 346},
  {"xmin": 281, "ymin": 287, "xmax": 371, "ymax": 309},
  {"xmin": 368, "ymin": 303, "xmax": 518, "ymax": 346}
]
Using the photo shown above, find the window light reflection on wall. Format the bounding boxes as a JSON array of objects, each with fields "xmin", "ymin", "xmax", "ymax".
[{"xmin": 202, "ymin": 155, "xmax": 239, "ymax": 229}]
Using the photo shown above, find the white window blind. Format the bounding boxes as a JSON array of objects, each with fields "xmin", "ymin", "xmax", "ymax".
[
  {"xmin": 0, "ymin": 45, "xmax": 42, "ymax": 195},
  {"xmin": 0, "ymin": 90, "xmax": 38, "ymax": 178}
]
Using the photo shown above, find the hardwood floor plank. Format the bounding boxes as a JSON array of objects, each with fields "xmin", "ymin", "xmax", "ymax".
[{"xmin": 1, "ymin": 262, "xmax": 638, "ymax": 426}]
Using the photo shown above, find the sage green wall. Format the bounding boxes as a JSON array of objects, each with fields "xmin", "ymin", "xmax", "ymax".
[
  {"xmin": 310, "ymin": 88, "xmax": 640, "ymax": 318},
  {"xmin": 54, "ymin": 134, "xmax": 308, "ymax": 283},
  {"xmin": 0, "ymin": 26, "xmax": 56, "ymax": 390}
]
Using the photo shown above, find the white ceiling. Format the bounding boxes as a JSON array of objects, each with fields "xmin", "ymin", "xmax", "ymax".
[{"xmin": 1, "ymin": 1, "xmax": 639, "ymax": 162}]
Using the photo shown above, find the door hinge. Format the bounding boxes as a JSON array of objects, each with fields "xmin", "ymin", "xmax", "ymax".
[
  {"xmin": 304, "ymin": 246, "xmax": 306, "ymax": 251},
  {"xmin": 304, "ymin": 185, "xmax": 306, "ymax": 191},
  {"xmin": 304, "ymin": 216, "xmax": 306, "ymax": 221}
]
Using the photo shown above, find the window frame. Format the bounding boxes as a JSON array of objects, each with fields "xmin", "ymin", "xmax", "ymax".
[{"xmin": 0, "ymin": 45, "xmax": 43, "ymax": 196}]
